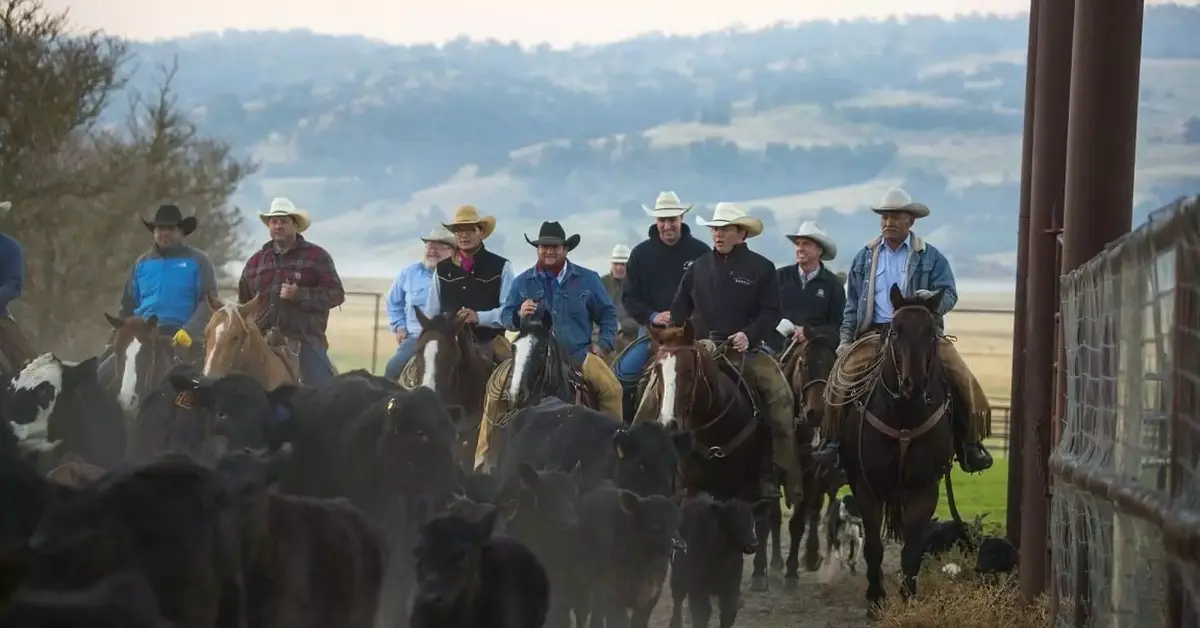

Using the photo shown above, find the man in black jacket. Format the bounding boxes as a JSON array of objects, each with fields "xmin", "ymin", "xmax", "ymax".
[
  {"xmin": 768, "ymin": 221, "xmax": 845, "ymax": 354},
  {"xmin": 637, "ymin": 203, "xmax": 803, "ymax": 504},
  {"xmin": 615, "ymin": 191, "xmax": 710, "ymax": 418}
]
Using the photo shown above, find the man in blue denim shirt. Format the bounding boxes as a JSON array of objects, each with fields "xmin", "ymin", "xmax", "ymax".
[
  {"xmin": 814, "ymin": 189, "xmax": 993, "ymax": 473},
  {"xmin": 0, "ymin": 200, "xmax": 38, "ymax": 370},
  {"xmin": 383, "ymin": 226, "xmax": 457, "ymax": 380}
]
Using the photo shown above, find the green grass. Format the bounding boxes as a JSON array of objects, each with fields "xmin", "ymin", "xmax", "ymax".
[{"xmin": 329, "ymin": 351, "xmax": 383, "ymax": 375}]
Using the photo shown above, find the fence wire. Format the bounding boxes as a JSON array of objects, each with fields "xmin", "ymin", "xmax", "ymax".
[{"xmin": 1050, "ymin": 195, "xmax": 1199, "ymax": 627}]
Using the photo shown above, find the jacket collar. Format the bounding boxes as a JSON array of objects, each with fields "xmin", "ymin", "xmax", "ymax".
[{"xmin": 866, "ymin": 232, "xmax": 925, "ymax": 253}]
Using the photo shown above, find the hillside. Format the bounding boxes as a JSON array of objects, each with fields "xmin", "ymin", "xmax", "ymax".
[{"xmin": 119, "ymin": 5, "xmax": 1200, "ymax": 276}]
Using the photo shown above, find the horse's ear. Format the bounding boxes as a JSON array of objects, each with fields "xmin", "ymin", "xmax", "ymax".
[
  {"xmin": 207, "ymin": 294, "xmax": 224, "ymax": 312},
  {"xmin": 239, "ymin": 292, "xmax": 267, "ymax": 317},
  {"xmin": 680, "ymin": 318, "xmax": 695, "ymax": 344},
  {"xmin": 145, "ymin": 315, "xmax": 158, "ymax": 330},
  {"xmin": 922, "ymin": 289, "xmax": 945, "ymax": 312},
  {"xmin": 103, "ymin": 313, "xmax": 124, "ymax": 330},
  {"xmin": 414, "ymin": 306, "xmax": 431, "ymax": 329},
  {"xmin": 888, "ymin": 284, "xmax": 905, "ymax": 310}
]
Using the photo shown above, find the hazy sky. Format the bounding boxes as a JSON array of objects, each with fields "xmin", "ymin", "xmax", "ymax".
[{"xmin": 43, "ymin": 0, "xmax": 1052, "ymax": 47}]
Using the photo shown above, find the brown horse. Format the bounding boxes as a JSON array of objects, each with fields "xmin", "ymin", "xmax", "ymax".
[
  {"xmin": 831, "ymin": 285, "xmax": 955, "ymax": 617},
  {"xmin": 201, "ymin": 294, "xmax": 296, "ymax": 389},
  {"xmin": 103, "ymin": 314, "xmax": 182, "ymax": 418},
  {"xmin": 405, "ymin": 307, "xmax": 492, "ymax": 471}
]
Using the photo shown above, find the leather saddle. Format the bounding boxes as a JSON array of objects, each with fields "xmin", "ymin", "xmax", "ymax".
[
  {"xmin": 704, "ymin": 337, "xmax": 762, "ymax": 418},
  {"xmin": 553, "ymin": 334, "xmax": 597, "ymax": 409},
  {"xmin": 263, "ymin": 328, "xmax": 303, "ymax": 382}
]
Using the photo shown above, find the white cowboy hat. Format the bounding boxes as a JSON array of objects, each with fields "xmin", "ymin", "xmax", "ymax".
[
  {"xmin": 694, "ymin": 202, "xmax": 763, "ymax": 238},
  {"xmin": 259, "ymin": 197, "xmax": 312, "ymax": 233},
  {"xmin": 643, "ymin": 191, "xmax": 693, "ymax": 218},
  {"xmin": 0, "ymin": 201, "xmax": 10, "ymax": 215},
  {"xmin": 776, "ymin": 318, "xmax": 796, "ymax": 337},
  {"xmin": 785, "ymin": 221, "xmax": 837, "ymax": 261},
  {"xmin": 420, "ymin": 225, "xmax": 457, "ymax": 247},
  {"xmin": 872, "ymin": 188, "xmax": 930, "ymax": 219},
  {"xmin": 610, "ymin": 244, "xmax": 631, "ymax": 263}
]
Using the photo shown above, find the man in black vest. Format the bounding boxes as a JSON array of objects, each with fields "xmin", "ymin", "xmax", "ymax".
[
  {"xmin": 768, "ymin": 221, "xmax": 845, "ymax": 354},
  {"xmin": 424, "ymin": 205, "xmax": 515, "ymax": 363}
]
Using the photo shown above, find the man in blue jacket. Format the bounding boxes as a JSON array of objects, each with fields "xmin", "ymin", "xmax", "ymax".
[
  {"xmin": 0, "ymin": 200, "xmax": 38, "ymax": 371},
  {"xmin": 814, "ymin": 189, "xmax": 993, "ymax": 473},
  {"xmin": 98, "ymin": 205, "xmax": 219, "ymax": 381},
  {"xmin": 473, "ymin": 221, "xmax": 621, "ymax": 470}
]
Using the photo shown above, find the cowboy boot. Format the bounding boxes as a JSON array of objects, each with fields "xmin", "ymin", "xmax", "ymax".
[{"xmin": 959, "ymin": 441, "xmax": 994, "ymax": 473}]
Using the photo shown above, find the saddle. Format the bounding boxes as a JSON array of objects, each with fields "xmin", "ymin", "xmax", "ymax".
[
  {"xmin": 554, "ymin": 336, "xmax": 597, "ymax": 408},
  {"xmin": 263, "ymin": 328, "xmax": 303, "ymax": 383}
]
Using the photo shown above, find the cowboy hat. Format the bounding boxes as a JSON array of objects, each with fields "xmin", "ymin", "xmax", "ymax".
[
  {"xmin": 0, "ymin": 201, "xmax": 10, "ymax": 215},
  {"xmin": 442, "ymin": 205, "xmax": 496, "ymax": 240},
  {"xmin": 643, "ymin": 191, "xmax": 693, "ymax": 218},
  {"xmin": 610, "ymin": 244, "xmax": 631, "ymax": 263},
  {"xmin": 259, "ymin": 197, "xmax": 312, "ymax": 233},
  {"xmin": 420, "ymin": 225, "xmax": 457, "ymax": 247},
  {"xmin": 872, "ymin": 188, "xmax": 930, "ymax": 219},
  {"xmin": 142, "ymin": 204, "xmax": 198, "ymax": 236},
  {"xmin": 785, "ymin": 221, "xmax": 837, "ymax": 261},
  {"xmin": 694, "ymin": 202, "xmax": 763, "ymax": 238},
  {"xmin": 525, "ymin": 221, "xmax": 580, "ymax": 251}
]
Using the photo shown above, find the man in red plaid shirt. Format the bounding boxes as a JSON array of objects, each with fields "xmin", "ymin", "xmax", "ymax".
[{"xmin": 238, "ymin": 197, "xmax": 345, "ymax": 386}]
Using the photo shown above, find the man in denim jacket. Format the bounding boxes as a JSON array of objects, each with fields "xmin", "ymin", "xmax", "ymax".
[{"xmin": 814, "ymin": 189, "xmax": 993, "ymax": 473}]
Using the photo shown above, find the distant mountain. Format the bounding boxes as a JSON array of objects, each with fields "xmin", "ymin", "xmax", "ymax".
[{"xmin": 119, "ymin": 5, "xmax": 1200, "ymax": 277}]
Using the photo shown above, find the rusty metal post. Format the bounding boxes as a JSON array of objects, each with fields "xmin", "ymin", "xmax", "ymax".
[
  {"xmin": 1018, "ymin": 0, "xmax": 1075, "ymax": 603},
  {"xmin": 1006, "ymin": 0, "xmax": 1041, "ymax": 546},
  {"xmin": 1057, "ymin": 3, "xmax": 1143, "ymax": 621}
]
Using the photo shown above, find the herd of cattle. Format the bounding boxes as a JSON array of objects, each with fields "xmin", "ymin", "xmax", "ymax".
[{"xmin": 0, "ymin": 345, "xmax": 1016, "ymax": 627}]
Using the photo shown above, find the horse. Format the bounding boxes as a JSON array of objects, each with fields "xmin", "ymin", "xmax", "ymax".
[
  {"xmin": 102, "ymin": 314, "xmax": 182, "ymax": 419},
  {"xmin": 404, "ymin": 307, "xmax": 492, "ymax": 471},
  {"xmin": 201, "ymin": 294, "xmax": 296, "ymax": 390},
  {"xmin": 759, "ymin": 332, "xmax": 843, "ymax": 579},
  {"xmin": 827, "ymin": 285, "xmax": 956, "ymax": 617},
  {"xmin": 645, "ymin": 320, "xmax": 772, "ymax": 588}
]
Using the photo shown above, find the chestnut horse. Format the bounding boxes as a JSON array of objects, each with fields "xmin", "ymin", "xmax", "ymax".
[
  {"xmin": 404, "ymin": 307, "xmax": 492, "ymax": 471},
  {"xmin": 102, "ymin": 314, "xmax": 183, "ymax": 418},
  {"xmin": 828, "ymin": 286, "xmax": 955, "ymax": 617},
  {"xmin": 201, "ymin": 294, "xmax": 295, "ymax": 389}
]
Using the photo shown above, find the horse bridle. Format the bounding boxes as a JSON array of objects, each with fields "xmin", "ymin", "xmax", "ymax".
[
  {"xmin": 656, "ymin": 340, "xmax": 755, "ymax": 459},
  {"xmin": 877, "ymin": 304, "xmax": 942, "ymax": 405}
]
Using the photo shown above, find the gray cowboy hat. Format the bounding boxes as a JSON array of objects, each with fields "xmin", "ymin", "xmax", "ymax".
[
  {"xmin": 525, "ymin": 221, "xmax": 580, "ymax": 251},
  {"xmin": 871, "ymin": 188, "xmax": 930, "ymax": 219},
  {"xmin": 142, "ymin": 204, "xmax": 198, "ymax": 235}
]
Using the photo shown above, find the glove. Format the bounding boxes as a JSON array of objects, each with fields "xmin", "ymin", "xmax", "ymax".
[
  {"xmin": 914, "ymin": 289, "xmax": 935, "ymax": 299},
  {"xmin": 172, "ymin": 329, "xmax": 193, "ymax": 348},
  {"xmin": 836, "ymin": 343, "xmax": 849, "ymax": 357}
]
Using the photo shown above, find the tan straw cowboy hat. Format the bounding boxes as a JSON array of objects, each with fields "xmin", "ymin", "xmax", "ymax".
[
  {"xmin": 694, "ymin": 202, "xmax": 764, "ymax": 238},
  {"xmin": 785, "ymin": 221, "xmax": 837, "ymax": 261},
  {"xmin": 610, "ymin": 244, "xmax": 631, "ymax": 263},
  {"xmin": 259, "ymin": 197, "xmax": 312, "ymax": 233},
  {"xmin": 872, "ymin": 188, "xmax": 930, "ymax": 219},
  {"xmin": 420, "ymin": 225, "xmax": 457, "ymax": 247},
  {"xmin": 643, "ymin": 191, "xmax": 693, "ymax": 218},
  {"xmin": 442, "ymin": 205, "xmax": 496, "ymax": 239}
]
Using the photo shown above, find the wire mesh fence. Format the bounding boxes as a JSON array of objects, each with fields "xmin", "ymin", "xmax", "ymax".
[{"xmin": 1049, "ymin": 194, "xmax": 1200, "ymax": 627}]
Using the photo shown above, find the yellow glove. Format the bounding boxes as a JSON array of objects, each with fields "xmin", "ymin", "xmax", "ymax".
[{"xmin": 172, "ymin": 329, "xmax": 193, "ymax": 348}]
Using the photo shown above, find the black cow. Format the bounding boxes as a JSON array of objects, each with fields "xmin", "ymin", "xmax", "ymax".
[
  {"xmin": 497, "ymin": 399, "xmax": 693, "ymax": 497},
  {"xmin": 669, "ymin": 492, "xmax": 761, "ymax": 628},
  {"xmin": 579, "ymin": 482, "xmax": 684, "ymax": 628},
  {"xmin": 456, "ymin": 468, "xmax": 501, "ymax": 506},
  {"xmin": 216, "ymin": 447, "xmax": 386, "ymax": 628},
  {"xmin": 0, "ymin": 570, "xmax": 169, "ymax": 628},
  {"xmin": 25, "ymin": 455, "xmax": 246, "ymax": 628},
  {"xmin": 974, "ymin": 536, "xmax": 1018, "ymax": 576},
  {"xmin": 128, "ymin": 364, "xmax": 292, "ymax": 462},
  {"xmin": 411, "ymin": 500, "xmax": 549, "ymax": 628},
  {"xmin": 499, "ymin": 462, "xmax": 586, "ymax": 628},
  {"xmin": 5, "ymin": 354, "xmax": 125, "ymax": 470}
]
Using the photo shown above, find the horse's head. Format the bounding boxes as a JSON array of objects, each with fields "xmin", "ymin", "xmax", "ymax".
[
  {"xmin": 202, "ymin": 293, "xmax": 267, "ymax": 378},
  {"xmin": 508, "ymin": 308, "xmax": 555, "ymax": 407},
  {"xmin": 647, "ymin": 319, "xmax": 711, "ymax": 427},
  {"xmin": 794, "ymin": 333, "xmax": 839, "ymax": 427},
  {"xmin": 886, "ymin": 284, "xmax": 944, "ymax": 399},
  {"xmin": 412, "ymin": 307, "xmax": 468, "ymax": 392},
  {"xmin": 103, "ymin": 313, "xmax": 173, "ymax": 414}
]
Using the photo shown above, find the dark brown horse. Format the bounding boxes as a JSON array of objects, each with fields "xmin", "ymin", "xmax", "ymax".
[
  {"xmin": 760, "ymin": 333, "xmax": 844, "ymax": 579},
  {"xmin": 407, "ymin": 307, "xmax": 492, "ymax": 471},
  {"xmin": 103, "ymin": 314, "xmax": 182, "ymax": 419},
  {"xmin": 832, "ymin": 285, "xmax": 955, "ymax": 617}
]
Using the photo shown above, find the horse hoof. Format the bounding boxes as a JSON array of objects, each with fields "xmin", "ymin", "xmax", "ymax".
[
  {"xmin": 805, "ymin": 558, "xmax": 821, "ymax": 572},
  {"xmin": 750, "ymin": 575, "xmax": 769, "ymax": 592},
  {"xmin": 784, "ymin": 568, "xmax": 799, "ymax": 580},
  {"xmin": 771, "ymin": 556, "xmax": 784, "ymax": 570}
]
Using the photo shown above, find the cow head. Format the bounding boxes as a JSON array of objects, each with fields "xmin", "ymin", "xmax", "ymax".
[
  {"xmin": 214, "ymin": 446, "xmax": 292, "ymax": 547},
  {"xmin": 168, "ymin": 372, "xmax": 296, "ymax": 453},
  {"xmin": 610, "ymin": 423, "xmax": 694, "ymax": 497},
  {"xmin": 5, "ymin": 354, "xmax": 99, "ymax": 453},
  {"xmin": 378, "ymin": 388, "xmax": 459, "ymax": 498},
  {"xmin": 617, "ymin": 490, "xmax": 684, "ymax": 559},
  {"xmin": 412, "ymin": 501, "xmax": 499, "ymax": 605},
  {"xmin": 500, "ymin": 462, "xmax": 583, "ymax": 533}
]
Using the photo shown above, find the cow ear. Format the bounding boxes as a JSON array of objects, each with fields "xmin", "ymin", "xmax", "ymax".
[
  {"xmin": 670, "ymin": 430, "xmax": 694, "ymax": 458},
  {"xmin": 617, "ymin": 490, "xmax": 639, "ymax": 515},
  {"xmin": 62, "ymin": 357, "xmax": 99, "ymax": 389},
  {"xmin": 517, "ymin": 463, "xmax": 541, "ymax": 496},
  {"xmin": 612, "ymin": 430, "xmax": 632, "ymax": 459}
]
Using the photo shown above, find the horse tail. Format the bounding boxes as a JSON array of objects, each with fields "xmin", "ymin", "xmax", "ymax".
[{"xmin": 881, "ymin": 497, "xmax": 905, "ymax": 543}]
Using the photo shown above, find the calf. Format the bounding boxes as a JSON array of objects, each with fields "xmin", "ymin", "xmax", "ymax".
[
  {"xmin": 579, "ymin": 482, "xmax": 684, "ymax": 628},
  {"xmin": 0, "ymin": 570, "xmax": 169, "ymax": 628},
  {"xmin": 824, "ymin": 494, "xmax": 864, "ymax": 575},
  {"xmin": 411, "ymin": 500, "xmax": 549, "ymax": 628},
  {"xmin": 974, "ymin": 536, "xmax": 1018, "ymax": 576},
  {"xmin": 669, "ymin": 493, "xmax": 761, "ymax": 628},
  {"xmin": 216, "ymin": 448, "xmax": 385, "ymax": 628},
  {"xmin": 5, "ymin": 354, "xmax": 126, "ymax": 470}
]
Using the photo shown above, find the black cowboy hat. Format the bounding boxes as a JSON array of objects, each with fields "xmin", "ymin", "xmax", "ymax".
[
  {"xmin": 524, "ymin": 221, "xmax": 580, "ymax": 251},
  {"xmin": 142, "ymin": 204, "xmax": 197, "ymax": 236}
]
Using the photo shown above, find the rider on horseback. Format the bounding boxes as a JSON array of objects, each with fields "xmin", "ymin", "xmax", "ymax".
[
  {"xmin": 424, "ymin": 205, "xmax": 516, "ymax": 364},
  {"xmin": 652, "ymin": 202, "xmax": 805, "ymax": 504},
  {"xmin": 614, "ymin": 191, "xmax": 711, "ymax": 418},
  {"xmin": 813, "ymin": 188, "xmax": 994, "ymax": 473},
  {"xmin": 383, "ymin": 226, "xmax": 457, "ymax": 380},
  {"xmin": 597, "ymin": 244, "xmax": 639, "ymax": 342},
  {"xmin": 769, "ymin": 221, "xmax": 845, "ymax": 355},
  {"xmin": 98, "ymin": 205, "xmax": 218, "ymax": 381},
  {"xmin": 499, "ymin": 221, "xmax": 623, "ymax": 418},
  {"xmin": 0, "ymin": 200, "xmax": 38, "ymax": 370}
]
